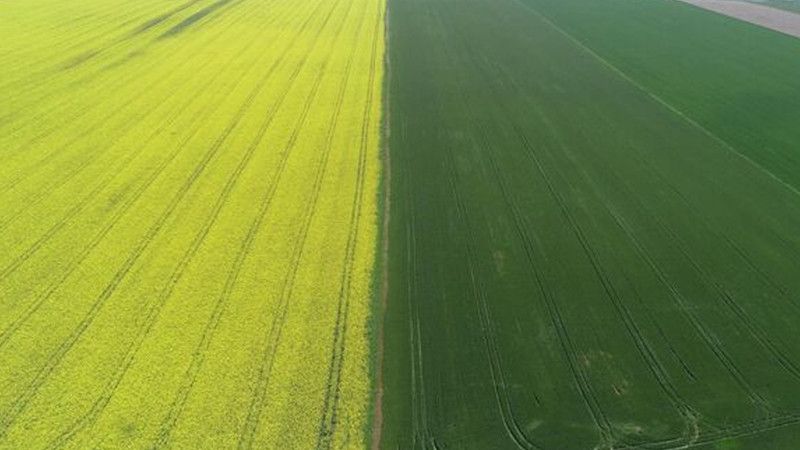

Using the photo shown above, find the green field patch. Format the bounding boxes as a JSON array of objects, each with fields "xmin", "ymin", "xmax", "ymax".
[{"xmin": 380, "ymin": 0, "xmax": 800, "ymax": 448}]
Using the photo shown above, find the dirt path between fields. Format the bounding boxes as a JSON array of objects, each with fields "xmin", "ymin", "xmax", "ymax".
[
  {"xmin": 678, "ymin": 0, "xmax": 800, "ymax": 38},
  {"xmin": 370, "ymin": 2, "xmax": 391, "ymax": 449}
]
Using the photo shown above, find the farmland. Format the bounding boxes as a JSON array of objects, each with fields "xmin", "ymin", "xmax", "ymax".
[
  {"xmin": 3, "ymin": 0, "xmax": 800, "ymax": 447},
  {"xmin": 380, "ymin": 0, "xmax": 800, "ymax": 448},
  {"xmin": 0, "ymin": 0, "xmax": 383, "ymax": 447}
]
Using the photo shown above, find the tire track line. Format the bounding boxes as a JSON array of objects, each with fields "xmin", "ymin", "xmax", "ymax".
[
  {"xmin": 508, "ymin": 109, "xmax": 709, "ymax": 445},
  {"xmin": 431, "ymin": 5, "xmax": 583, "ymax": 448},
  {"xmin": 374, "ymin": 2, "xmax": 434, "ymax": 446},
  {"xmin": 0, "ymin": 0, "xmax": 196, "ymax": 134},
  {"xmin": 445, "ymin": 0, "xmax": 705, "ymax": 444},
  {"xmin": 441, "ymin": 129, "xmax": 540, "ymax": 450},
  {"xmin": 429, "ymin": 8, "xmax": 546, "ymax": 445},
  {"xmin": 405, "ymin": 208, "xmax": 434, "ymax": 448},
  {"xmin": 406, "ymin": 203, "xmax": 437, "ymax": 449},
  {"xmin": 585, "ymin": 156, "xmax": 783, "ymax": 417},
  {"xmin": 399, "ymin": 12, "xmax": 436, "ymax": 446},
  {"xmin": 517, "ymin": 111, "xmax": 777, "ymax": 444},
  {"xmin": 632, "ymin": 155, "xmax": 800, "ymax": 367},
  {"xmin": 515, "ymin": 0, "xmax": 800, "ymax": 201},
  {"xmin": 0, "ymin": 0, "xmax": 276, "ymax": 231},
  {"xmin": 603, "ymin": 194, "xmax": 777, "ymax": 416},
  {"xmin": 0, "ymin": 0, "xmax": 235, "ymax": 138},
  {"xmin": 147, "ymin": 0, "xmax": 353, "ymax": 445},
  {"xmin": 232, "ymin": 2, "xmax": 364, "ymax": 447},
  {"xmin": 615, "ymin": 199, "xmax": 790, "ymax": 411},
  {"xmin": 314, "ymin": 3, "xmax": 378, "ymax": 448}
]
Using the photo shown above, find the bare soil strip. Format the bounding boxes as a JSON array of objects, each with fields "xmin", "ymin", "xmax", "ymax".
[{"xmin": 679, "ymin": 0, "xmax": 800, "ymax": 38}]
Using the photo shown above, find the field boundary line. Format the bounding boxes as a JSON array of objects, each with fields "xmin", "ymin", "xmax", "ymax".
[
  {"xmin": 369, "ymin": 0, "xmax": 391, "ymax": 446},
  {"xmin": 511, "ymin": 0, "xmax": 800, "ymax": 202}
]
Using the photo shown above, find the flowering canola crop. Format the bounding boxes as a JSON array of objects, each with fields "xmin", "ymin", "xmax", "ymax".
[{"xmin": 0, "ymin": 0, "xmax": 384, "ymax": 447}]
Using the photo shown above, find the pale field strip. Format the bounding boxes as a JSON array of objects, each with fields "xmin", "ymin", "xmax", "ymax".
[
  {"xmin": 678, "ymin": 0, "xmax": 800, "ymax": 38},
  {"xmin": 0, "ymin": 0, "xmax": 384, "ymax": 447}
]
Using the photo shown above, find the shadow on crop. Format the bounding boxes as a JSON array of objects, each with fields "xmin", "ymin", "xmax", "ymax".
[
  {"xmin": 128, "ymin": 0, "xmax": 205, "ymax": 37},
  {"xmin": 159, "ymin": 0, "xmax": 234, "ymax": 39}
]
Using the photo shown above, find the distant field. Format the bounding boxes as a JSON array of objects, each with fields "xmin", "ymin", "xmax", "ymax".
[
  {"xmin": 677, "ymin": 0, "xmax": 800, "ymax": 39},
  {"xmin": 750, "ymin": 0, "xmax": 800, "ymax": 13},
  {"xmin": 381, "ymin": 0, "xmax": 800, "ymax": 448},
  {"xmin": 0, "ymin": 0, "xmax": 383, "ymax": 447}
]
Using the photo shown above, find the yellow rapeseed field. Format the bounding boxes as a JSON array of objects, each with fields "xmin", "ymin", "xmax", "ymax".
[{"xmin": 0, "ymin": 0, "xmax": 383, "ymax": 447}]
